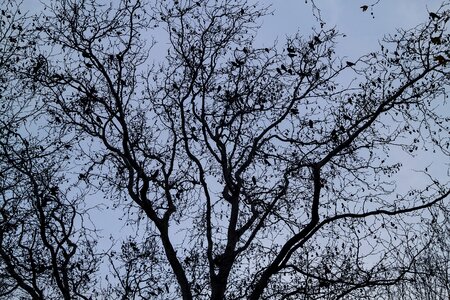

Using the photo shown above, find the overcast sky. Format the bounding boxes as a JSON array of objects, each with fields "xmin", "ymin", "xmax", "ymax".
[
  {"xmin": 18, "ymin": 0, "xmax": 448, "ymax": 243},
  {"xmin": 260, "ymin": 0, "xmax": 445, "ymax": 57},
  {"xmin": 21, "ymin": 0, "xmax": 445, "ymax": 62},
  {"xmin": 258, "ymin": 0, "xmax": 448, "ymax": 189},
  {"xmin": 19, "ymin": 0, "xmax": 447, "ymax": 205}
]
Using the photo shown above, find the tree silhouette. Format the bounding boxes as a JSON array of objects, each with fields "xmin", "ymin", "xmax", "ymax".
[
  {"xmin": 0, "ymin": 2, "xmax": 99, "ymax": 298},
  {"xmin": 374, "ymin": 207, "xmax": 449, "ymax": 300},
  {"xmin": 1, "ymin": 0, "xmax": 449, "ymax": 299}
]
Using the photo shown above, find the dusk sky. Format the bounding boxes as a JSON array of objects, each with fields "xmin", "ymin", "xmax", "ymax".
[
  {"xmin": 2, "ymin": 0, "xmax": 449, "ymax": 298},
  {"xmin": 263, "ymin": 1, "xmax": 445, "ymax": 55},
  {"xmin": 15, "ymin": 0, "xmax": 446, "ymax": 219},
  {"xmin": 18, "ymin": 0, "xmax": 448, "ymax": 237}
]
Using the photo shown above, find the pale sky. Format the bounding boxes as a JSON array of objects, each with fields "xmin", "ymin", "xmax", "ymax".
[
  {"xmin": 259, "ymin": 0, "xmax": 448, "ymax": 189},
  {"xmin": 18, "ymin": 0, "xmax": 447, "ymax": 231},
  {"xmin": 6, "ymin": 1, "xmax": 447, "ymax": 296},
  {"xmin": 21, "ymin": 1, "xmax": 446, "ymax": 63},
  {"xmin": 260, "ymin": 0, "xmax": 445, "ymax": 58}
]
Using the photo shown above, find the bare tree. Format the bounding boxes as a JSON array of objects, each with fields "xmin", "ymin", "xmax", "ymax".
[
  {"xmin": 0, "ymin": 129, "xmax": 100, "ymax": 299},
  {"xmin": 374, "ymin": 205, "xmax": 450, "ymax": 300},
  {"xmin": 1, "ymin": 0, "xmax": 449, "ymax": 299},
  {"xmin": 0, "ymin": 1, "xmax": 99, "ymax": 299}
]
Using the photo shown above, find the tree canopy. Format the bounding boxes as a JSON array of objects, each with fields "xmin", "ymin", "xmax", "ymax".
[{"xmin": 1, "ymin": 0, "xmax": 449, "ymax": 299}]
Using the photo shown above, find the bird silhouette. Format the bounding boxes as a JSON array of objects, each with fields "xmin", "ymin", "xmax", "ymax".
[{"xmin": 346, "ymin": 61, "xmax": 355, "ymax": 67}]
